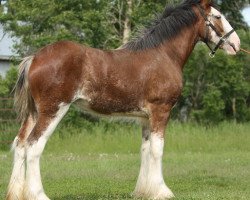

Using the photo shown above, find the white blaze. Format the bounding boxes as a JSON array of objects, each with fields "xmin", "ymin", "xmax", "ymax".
[{"xmin": 210, "ymin": 7, "xmax": 240, "ymax": 55}]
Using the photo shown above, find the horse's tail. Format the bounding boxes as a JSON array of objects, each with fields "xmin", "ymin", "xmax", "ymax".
[{"xmin": 14, "ymin": 56, "xmax": 36, "ymax": 123}]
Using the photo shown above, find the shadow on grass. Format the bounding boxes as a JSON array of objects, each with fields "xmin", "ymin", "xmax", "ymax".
[{"xmin": 53, "ymin": 193, "xmax": 134, "ymax": 200}]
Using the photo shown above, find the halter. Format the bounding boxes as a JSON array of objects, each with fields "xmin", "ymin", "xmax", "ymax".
[{"xmin": 197, "ymin": 5, "xmax": 235, "ymax": 58}]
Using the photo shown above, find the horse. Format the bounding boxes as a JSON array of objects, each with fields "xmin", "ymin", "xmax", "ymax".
[{"xmin": 6, "ymin": 0, "xmax": 240, "ymax": 199}]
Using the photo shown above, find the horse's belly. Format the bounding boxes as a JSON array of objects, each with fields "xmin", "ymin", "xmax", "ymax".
[{"xmin": 74, "ymin": 99, "xmax": 148, "ymax": 123}]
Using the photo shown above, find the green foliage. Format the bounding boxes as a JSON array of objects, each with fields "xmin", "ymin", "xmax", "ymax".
[
  {"xmin": 59, "ymin": 106, "xmax": 100, "ymax": 135},
  {"xmin": 194, "ymin": 86, "xmax": 225, "ymax": 124},
  {"xmin": 0, "ymin": 76, "xmax": 8, "ymax": 96},
  {"xmin": 0, "ymin": 66, "xmax": 17, "ymax": 96},
  {"xmin": 0, "ymin": 0, "xmax": 117, "ymax": 54},
  {"xmin": 0, "ymin": 67, "xmax": 19, "ymax": 150}
]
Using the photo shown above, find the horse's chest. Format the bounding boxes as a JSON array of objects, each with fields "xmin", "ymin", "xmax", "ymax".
[{"xmin": 145, "ymin": 70, "xmax": 183, "ymax": 105}]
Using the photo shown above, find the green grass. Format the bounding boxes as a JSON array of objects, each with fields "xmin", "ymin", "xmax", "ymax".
[{"xmin": 0, "ymin": 122, "xmax": 250, "ymax": 199}]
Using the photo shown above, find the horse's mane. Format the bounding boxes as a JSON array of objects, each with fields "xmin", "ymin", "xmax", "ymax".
[{"xmin": 123, "ymin": 0, "xmax": 212, "ymax": 51}]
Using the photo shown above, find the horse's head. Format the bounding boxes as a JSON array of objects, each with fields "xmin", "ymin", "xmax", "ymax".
[{"xmin": 197, "ymin": 0, "xmax": 240, "ymax": 56}]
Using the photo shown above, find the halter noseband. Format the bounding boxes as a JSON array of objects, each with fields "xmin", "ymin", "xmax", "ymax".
[{"xmin": 197, "ymin": 5, "xmax": 235, "ymax": 58}]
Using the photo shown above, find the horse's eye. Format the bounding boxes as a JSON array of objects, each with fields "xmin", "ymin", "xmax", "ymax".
[{"xmin": 213, "ymin": 15, "xmax": 221, "ymax": 19}]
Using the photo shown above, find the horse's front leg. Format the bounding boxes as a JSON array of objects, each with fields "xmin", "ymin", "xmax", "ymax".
[{"xmin": 133, "ymin": 104, "xmax": 174, "ymax": 200}]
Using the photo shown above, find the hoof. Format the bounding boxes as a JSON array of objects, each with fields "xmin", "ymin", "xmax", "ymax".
[
  {"xmin": 133, "ymin": 184, "xmax": 174, "ymax": 200},
  {"xmin": 151, "ymin": 186, "xmax": 175, "ymax": 200},
  {"xmin": 6, "ymin": 183, "xmax": 24, "ymax": 200},
  {"xmin": 6, "ymin": 192, "xmax": 24, "ymax": 200},
  {"xmin": 24, "ymin": 193, "xmax": 50, "ymax": 200},
  {"xmin": 24, "ymin": 187, "xmax": 50, "ymax": 200}
]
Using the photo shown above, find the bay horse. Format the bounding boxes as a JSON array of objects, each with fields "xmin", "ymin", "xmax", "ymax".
[{"xmin": 7, "ymin": 0, "xmax": 240, "ymax": 199}]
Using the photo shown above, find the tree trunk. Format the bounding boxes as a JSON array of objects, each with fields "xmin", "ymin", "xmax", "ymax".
[{"xmin": 123, "ymin": 0, "xmax": 132, "ymax": 44}]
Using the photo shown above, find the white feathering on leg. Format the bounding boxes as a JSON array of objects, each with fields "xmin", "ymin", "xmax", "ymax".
[
  {"xmin": 133, "ymin": 133, "xmax": 174, "ymax": 200},
  {"xmin": 6, "ymin": 138, "xmax": 26, "ymax": 200}
]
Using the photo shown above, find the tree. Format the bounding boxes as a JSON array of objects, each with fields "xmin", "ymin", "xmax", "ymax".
[
  {"xmin": 0, "ymin": 0, "xmax": 5, "ymax": 15},
  {"xmin": 122, "ymin": 0, "xmax": 132, "ymax": 44},
  {"xmin": 0, "ymin": 0, "xmax": 117, "ymax": 55},
  {"xmin": 104, "ymin": 0, "xmax": 166, "ymax": 46},
  {"xmin": 0, "ymin": 0, "xmax": 178, "ymax": 54}
]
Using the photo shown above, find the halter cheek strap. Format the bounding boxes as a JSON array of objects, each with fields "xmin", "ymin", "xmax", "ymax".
[
  {"xmin": 197, "ymin": 5, "xmax": 235, "ymax": 58},
  {"xmin": 210, "ymin": 29, "xmax": 235, "ymax": 56}
]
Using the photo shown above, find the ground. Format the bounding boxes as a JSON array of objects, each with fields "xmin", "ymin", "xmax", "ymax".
[{"xmin": 0, "ymin": 122, "xmax": 249, "ymax": 199}]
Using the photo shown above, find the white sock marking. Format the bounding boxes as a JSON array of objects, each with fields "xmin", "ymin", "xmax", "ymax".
[
  {"xmin": 25, "ymin": 103, "xmax": 69, "ymax": 200},
  {"xmin": 134, "ymin": 133, "xmax": 174, "ymax": 199}
]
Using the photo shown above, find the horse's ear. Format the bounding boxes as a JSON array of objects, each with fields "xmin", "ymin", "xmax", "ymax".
[{"xmin": 200, "ymin": 0, "xmax": 212, "ymax": 9}]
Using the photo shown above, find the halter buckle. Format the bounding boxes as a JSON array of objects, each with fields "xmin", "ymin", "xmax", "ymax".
[{"xmin": 220, "ymin": 37, "xmax": 226, "ymax": 42}]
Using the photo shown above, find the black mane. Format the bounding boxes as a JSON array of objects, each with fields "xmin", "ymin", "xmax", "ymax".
[{"xmin": 123, "ymin": 0, "xmax": 203, "ymax": 51}]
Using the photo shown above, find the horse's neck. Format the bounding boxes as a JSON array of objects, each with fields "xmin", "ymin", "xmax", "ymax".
[{"xmin": 160, "ymin": 25, "xmax": 199, "ymax": 69}]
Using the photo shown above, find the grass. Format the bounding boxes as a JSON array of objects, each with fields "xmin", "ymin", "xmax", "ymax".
[{"xmin": 0, "ymin": 121, "xmax": 250, "ymax": 199}]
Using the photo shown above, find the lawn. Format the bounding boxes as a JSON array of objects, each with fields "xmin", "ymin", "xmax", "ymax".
[{"xmin": 0, "ymin": 122, "xmax": 250, "ymax": 199}]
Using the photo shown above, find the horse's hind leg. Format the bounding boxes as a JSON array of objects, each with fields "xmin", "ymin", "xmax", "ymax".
[
  {"xmin": 24, "ymin": 103, "xmax": 70, "ymax": 200},
  {"xmin": 6, "ymin": 116, "xmax": 36, "ymax": 200}
]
